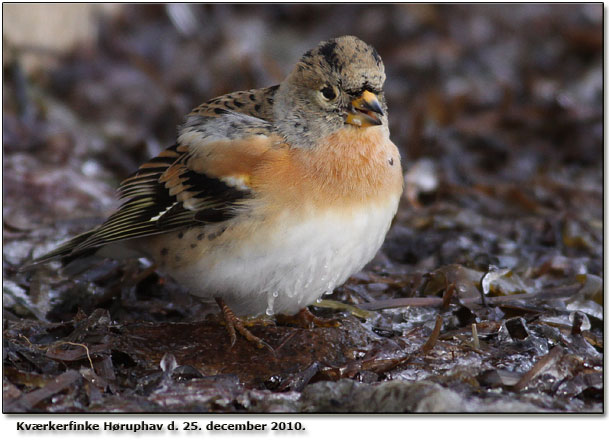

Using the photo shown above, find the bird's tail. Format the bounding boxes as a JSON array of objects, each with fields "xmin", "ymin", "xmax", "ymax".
[{"xmin": 20, "ymin": 229, "xmax": 98, "ymax": 270}]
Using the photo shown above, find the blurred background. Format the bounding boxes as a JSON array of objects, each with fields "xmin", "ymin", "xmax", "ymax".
[
  {"xmin": 3, "ymin": 3, "xmax": 602, "ymax": 271},
  {"xmin": 2, "ymin": 3, "xmax": 603, "ymax": 413}
]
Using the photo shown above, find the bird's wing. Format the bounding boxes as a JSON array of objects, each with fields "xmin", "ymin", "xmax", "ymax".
[{"xmin": 34, "ymin": 87, "xmax": 282, "ymax": 261}]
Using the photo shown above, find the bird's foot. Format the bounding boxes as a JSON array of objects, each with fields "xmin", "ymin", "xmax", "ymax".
[
  {"xmin": 215, "ymin": 298, "xmax": 274, "ymax": 352},
  {"xmin": 276, "ymin": 307, "xmax": 340, "ymax": 329}
]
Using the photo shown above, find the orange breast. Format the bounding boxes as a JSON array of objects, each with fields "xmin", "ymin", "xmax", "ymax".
[{"xmin": 252, "ymin": 126, "xmax": 403, "ymax": 212}]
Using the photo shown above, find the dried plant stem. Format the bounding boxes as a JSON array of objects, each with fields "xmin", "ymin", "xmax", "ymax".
[
  {"xmin": 471, "ymin": 323, "xmax": 480, "ymax": 350},
  {"xmin": 421, "ymin": 315, "xmax": 443, "ymax": 354}
]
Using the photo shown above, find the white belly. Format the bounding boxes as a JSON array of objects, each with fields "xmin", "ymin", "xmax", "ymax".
[{"xmin": 170, "ymin": 197, "xmax": 399, "ymax": 316}]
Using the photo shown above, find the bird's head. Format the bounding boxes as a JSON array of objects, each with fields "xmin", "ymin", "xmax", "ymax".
[{"xmin": 274, "ymin": 36, "xmax": 387, "ymax": 148}]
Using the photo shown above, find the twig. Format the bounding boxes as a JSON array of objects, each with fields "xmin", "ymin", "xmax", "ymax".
[
  {"xmin": 19, "ymin": 335, "xmax": 95, "ymax": 369},
  {"xmin": 441, "ymin": 284, "xmax": 456, "ymax": 310},
  {"xmin": 19, "ymin": 334, "xmax": 33, "ymax": 347},
  {"xmin": 315, "ymin": 299, "xmax": 374, "ymax": 318},
  {"xmin": 513, "ymin": 346, "xmax": 563, "ymax": 392},
  {"xmin": 570, "ymin": 311, "xmax": 585, "ymax": 335},
  {"xmin": 421, "ymin": 315, "xmax": 443, "ymax": 354},
  {"xmin": 58, "ymin": 342, "xmax": 94, "ymax": 370},
  {"xmin": 358, "ymin": 284, "xmax": 582, "ymax": 311}
]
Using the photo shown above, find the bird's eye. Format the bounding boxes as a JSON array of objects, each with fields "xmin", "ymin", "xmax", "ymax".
[{"xmin": 320, "ymin": 85, "xmax": 338, "ymax": 101}]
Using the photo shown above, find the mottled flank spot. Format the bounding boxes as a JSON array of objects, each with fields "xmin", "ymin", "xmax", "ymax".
[
  {"xmin": 388, "ymin": 157, "xmax": 394, "ymax": 166},
  {"xmin": 197, "ymin": 233, "xmax": 205, "ymax": 240},
  {"xmin": 161, "ymin": 248, "xmax": 168, "ymax": 256},
  {"xmin": 249, "ymin": 93, "xmax": 256, "ymax": 101},
  {"xmin": 254, "ymin": 104, "xmax": 261, "ymax": 112},
  {"xmin": 267, "ymin": 98, "xmax": 273, "ymax": 104},
  {"xmin": 214, "ymin": 108, "xmax": 227, "ymax": 115},
  {"xmin": 233, "ymin": 100, "xmax": 244, "ymax": 107},
  {"xmin": 190, "ymin": 243, "xmax": 197, "ymax": 249},
  {"xmin": 175, "ymin": 254, "xmax": 182, "ymax": 262},
  {"xmin": 207, "ymin": 227, "xmax": 227, "ymax": 241},
  {"xmin": 178, "ymin": 232, "xmax": 184, "ymax": 239}
]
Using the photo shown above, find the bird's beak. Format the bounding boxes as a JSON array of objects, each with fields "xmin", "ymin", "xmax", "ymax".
[{"xmin": 345, "ymin": 90, "xmax": 384, "ymax": 127}]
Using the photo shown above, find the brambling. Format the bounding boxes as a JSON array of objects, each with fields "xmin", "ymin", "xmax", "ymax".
[{"xmin": 33, "ymin": 36, "xmax": 403, "ymax": 348}]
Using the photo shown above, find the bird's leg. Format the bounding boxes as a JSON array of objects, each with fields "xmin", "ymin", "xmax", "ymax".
[
  {"xmin": 276, "ymin": 307, "xmax": 340, "ymax": 329},
  {"xmin": 214, "ymin": 298, "xmax": 274, "ymax": 352}
]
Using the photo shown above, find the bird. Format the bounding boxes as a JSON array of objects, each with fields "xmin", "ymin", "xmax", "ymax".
[{"xmin": 31, "ymin": 35, "xmax": 404, "ymax": 349}]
